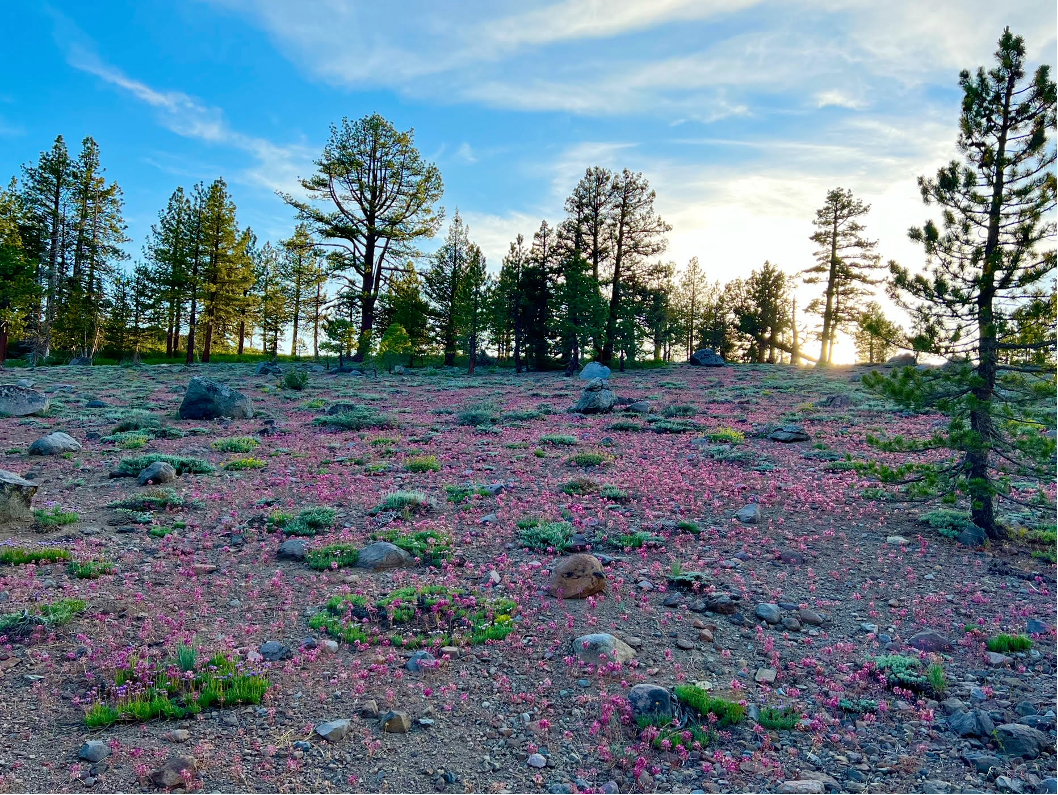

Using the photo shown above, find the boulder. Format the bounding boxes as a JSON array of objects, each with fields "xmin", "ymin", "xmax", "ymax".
[
  {"xmin": 572, "ymin": 378, "xmax": 616, "ymax": 415},
  {"xmin": 255, "ymin": 361, "xmax": 282, "ymax": 376},
  {"xmin": 0, "ymin": 470, "xmax": 36, "ymax": 522},
  {"xmin": 276, "ymin": 538, "xmax": 307, "ymax": 561},
  {"xmin": 178, "ymin": 377, "xmax": 253, "ymax": 420},
  {"xmin": 887, "ymin": 352, "xmax": 917, "ymax": 366},
  {"xmin": 28, "ymin": 432, "xmax": 81, "ymax": 456},
  {"xmin": 768, "ymin": 424, "xmax": 810, "ymax": 442},
  {"xmin": 0, "ymin": 385, "xmax": 49, "ymax": 417},
  {"xmin": 138, "ymin": 461, "xmax": 177, "ymax": 485},
  {"xmin": 258, "ymin": 641, "xmax": 291, "ymax": 661},
  {"xmin": 356, "ymin": 541, "xmax": 413, "ymax": 572},
  {"xmin": 957, "ymin": 524, "xmax": 987, "ymax": 547},
  {"xmin": 579, "ymin": 362, "xmax": 611, "ymax": 381},
  {"xmin": 755, "ymin": 603, "xmax": 781, "ymax": 624},
  {"xmin": 907, "ymin": 629, "xmax": 952, "ymax": 653},
  {"xmin": 735, "ymin": 504, "xmax": 760, "ymax": 524},
  {"xmin": 994, "ymin": 723, "xmax": 1052, "ymax": 759},
  {"xmin": 625, "ymin": 401, "xmax": 652, "ymax": 414},
  {"xmin": 627, "ymin": 683, "xmax": 672, "ymax": 721},
  {"xmin": 572, "ymin": 633, "xmax": 636, "ymax": 664},
  {"xmin": 549, "ymin": 554, "xmax": 606, "ymax": 599},
  {"xmin": 381, "ymin": 710, "xmax": 411, "ymax": 733},
  {"xmin": 689, "ymin": 349, "xmax": 725, "ymax": 367},
  {"xmin": 315, "ymin": 719, "xmax": 352, "ymax": 742},
  {"xmin": 1026, "ymin": 619, "xmax": 1052, "ymax": 635}
]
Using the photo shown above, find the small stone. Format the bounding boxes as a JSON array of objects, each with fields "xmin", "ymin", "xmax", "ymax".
[
  {"xmin": 276, "ymin": 539, "xmax": 307, "ymax": 561},
  {"xmin": 381, "ymin": 710, "xmax": 411, "ymax": 733},
  {"xmin": 164, "ymin": 730, "xmax": 191, "ymax": 743},
  {"xmin": 360, "ymin": 700, "xmax": 379, "ymax": 718},
  {"xmin": 986, "ymin": 651, "xmax": 1013, "ymax": 667},
  {"xmin": 921, "ymin": 782, "xmax": 952, "ymax": 794},
  {"xmin": 798, "ymin": 608, "xmax": 824, "ymax": 625},
  {"xmin": 781, "ymin": 616, "xmax": 802, "ymax": 632},
  {"xmin": 259, "ymin": 641, "xmax": 291, "ymax": 661},
  {"xmin": 322, "ymin": 639, "xmax": 339, "ymax": 654},
  {"xmin": 572, "ymin": 633, "xmax": 636, "ymax": 664},
  {"xmin": 356, "ymin": 541, "xmax": 413, "ymax": 572},
  {"xmin": 908, "ymin": 629, "xmax": 952, "ymax": 652},
  {"xmin": 768, "ymin": 425, "xmax": 810, "ymax": 443},
  {"xmin": 994, "ymin": 723, "xmax": 1051, "ymax": 759},
  {"xmin": 754, "ymin": 668, "xmax": 776, "ymax": 684},
  {"xmin": 735, "ymin": 504, "xmax": 760, "ymax": 524},
  {"xmin": 675, "ymin": 638, "xmax": 694, "ymax": 650},
  {"xmin": 755, "ymin": 603, "xmax": 781, "ymax": 624},
  {"xmin": 149, "ymin": 755, "xmax": 197, "ymax": 788},
  {"xmin": 1026, "ymin": 619, "xmax": 1051, "ymax": 635},
  {"xmin": 407, "ymin": 651, "xmax": 436, "ymax": 672},
  {"xmin": 965, "ymin": 754, "xmax": 1002, "ymax": 774},
  {"xmin": 78, "ymin": 741, "xmax": 110, "ymax": 763},
  {"xmin": 527, "ymin": 753, "xmax": 547, "ymax": 768},
  {"xmin": 315, "ymin": 719, "xmax": 352, "ymax": 742},
  {"xmin": 138, "ymin": 461, "xmax": 177, "ymax": 485},
  {"xmin": 28, "ymin": 431, "xmax": 81, "ymax": 456},
  {"xmin": 776, "ymin": 781, "xmax": 824, "ymax": 794},
  {"xmin": 885, "ymin": 535, "xmax": 909, "ymax": 546}
]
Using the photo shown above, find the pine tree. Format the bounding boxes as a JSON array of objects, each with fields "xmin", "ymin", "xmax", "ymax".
[
  {"xmin": 283, "ymin": 114, "xmax": 444, "ymax": 359},
  {"xmin": 674, "ymin": 257, "xmax": 707, "ymax": 359},
  {"xmin": 377, "ymin": 264, "xmax": 428, "ymax": 365},
  {"xmin": 424, "ymin": 213, "xmax": 472, "ymax": 366},
  {"xmin": 0, "ymin": 181, "xmax": 40, "ymax": 363},
  {"xmin": 145, "ymin": 187, "xmax": 194, "ymax": 358},
  {"xmin": 864, "ymin": 28, "xmax": 1056, "ymax": 539},
  {"xmin": 730, "ymin": 261, "xmax": 792, "ymax": 363},
  {"xmin": 281, "ymin": 224, "xmax": 323, "ymax": 357},
  {"xmin": 600, "ymin": 170, "xmax": 670, "ymax": 365},
  {"xmin": 254, "ymin": 242, "xmax": 292, "ymax": 357},
  {"xmin": 523, "ymin": 221, "xmax": 558, "ymax": 370},
  {"xmin": 803, "ymin": 188, "xmax": 883, "ymax": 365},
  {"xmin": 458, "ymin": 243, "xmax": 488, "ymax": 374},
  {"xmin": 490, "ymin": 235, "xmax": 528, "ymax": 368},
  {"xmin": 854, "ymin": 302, "xmax": 902, "ymax": 364}
]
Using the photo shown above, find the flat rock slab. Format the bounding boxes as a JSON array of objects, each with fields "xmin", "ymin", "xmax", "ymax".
[
  {"xmin": 0, "ymin": 385, "xmax": 49, "ymax": 417},
  {"xmin": 28, "ymin": 431, "xmax": 80, "ymax": 456}
]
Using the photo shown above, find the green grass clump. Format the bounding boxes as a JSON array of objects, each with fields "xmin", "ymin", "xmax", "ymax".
[
  {"xmin": 115, "ymin": 454, "xmax": 214, "ymax": 476},
  {"xmin": 705, "ymin": 427, "xmax": 745, "ymax": 444},
  {"xmin": 276, "ymin": 507, "xmax": 338, "ymax": 536},
  {"xmin": 567, "ymin": 451, "xmax": 607, "ymax": 467},
  {"xmin": 374, "ymin": 490, "xmax": 432, "ymax": 515},
  {"xmin": 39, "ymin": 597, "xmax": 87, "ymax": 625},
  {"xmin": 283, "ymin": 370, "xmax": 310, "ymax": 390},
  {"xmin": 212, "ymin": 436, "xmax": 260, "ymax": 453},
  {"xmin": 306, "ymin": 543, "xmax": 360, "ymax": 570},
  {"xmin": 562, "ymin": 477, "xmax": 599, "ymax": 496},
  {"xmin": 404, "ymin": 454, "xmax": 441, "ymax": 473},
  {"xmin": 673, "ymin": 685, "xmax": 744, "ymax": 727},
  {"xmin": 371, "ymin": 528, "xmax": 451, "ymax": 566},
  {"xmin": 676, "ymin": 520, "xmax": 700, "ymax": 534},
  {"xmin": 107, "ymin": 431, "xmax": 150, "ymax": 449},
  {"xmin": 34, "ymin": 507, "xmax": 79, "ymax": 526},
  {"xmin": 636, "ymin": 714, "xmax": 712, "ymax": 753},
  {"xmin": 309, "ymin": 587, "xmax": 517, "ymax": 649},
  {"xmin": 519, "ymin": 520, "xmax": 574, "ymax": 551},
  {"xmin": 445, "ymin": 484, "xmax": 491, "ymax": 504},
  {"xmin": 616, "ymin": 531, "xmax": 655, "ymax": 549},
  {"xmin": 0, "ymin": 547, "xmax": 71, "ymax": 565},
  {"xmin": 759, "ymin": 706, "xmax": 801, "ymax": 730},
  {"xmin": 108, "ymin": 487, "xmax": 193, "ymax": 511},
  {"xmin": 539, "ymin": 434, "xmax": 578, "ymax": 446},
  {"xmin": 502, "ymin": 409, "xmax": 542, "ymax": 422},
  {"xmin": 986, "ymin": 634, "xmax": 1032, "ymax": 653},
  {"xmin": 456, "ymin": 404, "xmax": 498, "ymax": 427},
  {"xmin": 224, "ymin": 457, "xmax": 266, "ymax": 471},
  {"xmin": 608, "ymin": 419, "xmax": 643, "ymax": 432},
  {"xmin": 68, "ymin": 560, "xmax": 116, "ymax": 579},
  {"xmin": 314, "ymin": 406, "xmax": 393, "ymax": 430},
  {"xmin": 647, "ymin": 418, "xmax": 698, "ymax": 434},
  {"xmin": 662, "ymin": 404, "xmax": 698, "ymax": 418},
  {"xmin": 927, "ymin": 663, "xmax": 947, "ymax": 694},
  {"xmin": 600, "ymin": 484, "xmax": 629, "ymax": 502},
  {"xmin": 84, "ymin": 646, "xmax": 270, "ymax": 727}
]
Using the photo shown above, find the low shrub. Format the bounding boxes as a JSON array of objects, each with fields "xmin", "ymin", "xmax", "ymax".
[
  {"xmin": 0, "ymin": 547, "xmax": 71, "ymax": 565},
  {"xmin": 519, "ymin": 520, "xmax": 574, "ymax": 551},
  {"xmin": 68, "ymin": 560, "xmax": 116, "ymax": 579},
  {"xmin": 374, "ymin": 490, "xmax": 432, "ymax": 515},
  {"xmin": 562, "ymin": 477, "xmax": 599, "ymax": 496},
  {"xmin": 224, "ymin": 457, "xmax": 266, "ymax": 471},
  {"xmin": 283, "ymin": 370, "xmax": 310, "ymax": 390},
  {"xmin": 404, "ymin": 454, "xmax": 441, "ymax": 473},
  {"xmin": 114, "ymin": 454, "xmax": 214, "ymax": 476},
  {"xmin": 673, "ymin": 685, "xmax": 744, "ymax": 727},
  {"xmin": 759, "ymin": 706, "xmax": 800, "ymax": 730},
  {"xmin": 306, "ymin": 543, "xmax": 360, "ymax": 570},
  {"xmin": 539, "ymin": 434, "xmax": 578, "ymax": 446},
  {"xmin": 212, "ymin": 436, "xmax": 260, "ymax": 453},
  {"xmin": 567, "ymin": 451, "xmax": 608, "ymax": 467},
  {"xmin": 314, "ymin": 406, "xmax": 393, "ymax": 430}
]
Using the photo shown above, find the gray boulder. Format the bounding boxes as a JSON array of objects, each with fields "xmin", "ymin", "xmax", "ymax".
[
  {"xmin": 573, "ymin": 633, "xmax": 636, "ymax": 664},
  {"xmin": 579, "ymin": 362, "xmax": 611, "ymax": 381},
  {"xmin": 0, "ymin": 385, "xmax": 49, "ymax": 417},
  {"xmin": 887, "ymin": 353, "xmax": 917, "ymax": 366},
  {"xmin": 28, "ymin": 432, "xmax": 81, "ymax": 456},
  {"xmin": 259, "ymin": 640, "xmax": 291, "ymax": 661},
  {"xmin": 628, "ymin": 683, "xmax": 672, "ymax": 721},
  {"xmin": 255, "ymin": 361, "xmax": 282, "ymax": 376},
  {"xmin": 735, "ymin": 504, "xmax": 760, "ymax": 524},
  {"xmin": 689, "ymin": 349, "xmax": 725, "ymax": 367},
  {"xmin": 78, "ymin": 740, "xmax": 111, "ymax": 762},
  {"xmin": 768, "ymin": 424, "xmax": 810, "ymax": 442},
  {"xmin": 995, "ymin": 723, "xmax": 1052, "ymax": 759},
  {"xmin": 573, "ymin": 378, "xmax": 616, "ymax": 415},
  {"xmin": 276, "ymin": 538, "xmax": 307, "ymax": 561},
  {"xmin": 0, "ymin": 470, "xmax": 36, "ymax": 522},
  {"xmin": 625, "ymin": 401, "xmax": 652, "ymax": 414},
  {"xmin": 138, "ymin": 461, "xmax": 177, "ymax": 485},
  {"xmin": 179, "ymin": 377, "xmax": 253, "ymax": 420},
  {"xmin": 755, "ymin": 603, "xmax": 781, "ymax": 624},
  {"xmin": 356, "ymin": 541, "xmax": 413, "ymax": 572},
  {"xmin": 908, "ymin": 629, "xmax": 952, "ymax": 653},
  {"xmin": 315, "ymin": 719, "xmax": 352, "ymax": 742}
]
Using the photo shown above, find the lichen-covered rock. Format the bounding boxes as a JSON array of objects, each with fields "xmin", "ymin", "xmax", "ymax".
[
  {"xmin": 908, "ymin": 629, "xmax": 952, "ymax": 653},
  {"xmin": 356, "ymin": 541, "xmax": 413, "ymax": 572},
  {"xmin": 0, "ymin": 385, "xmax": 49, "ymax": 417},
  {"xmin": 178, "ymin": 377, "xmax": 253, "ymax": 420},
  {"xmin": 549, "ymin": 554, "xmax": 606, "ymax": 599},
  {"xmin": 28, "ymin": 432, "xmax": 80, "ymax": 456},
  {"xmin": 0, "ymin": 470, "xmax": 36, "ymax": 523}
]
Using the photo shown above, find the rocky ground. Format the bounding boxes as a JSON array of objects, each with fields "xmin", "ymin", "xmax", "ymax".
[{"xmin": 0, "ymin": 361, "xmax": 1053, "ymax": 794}]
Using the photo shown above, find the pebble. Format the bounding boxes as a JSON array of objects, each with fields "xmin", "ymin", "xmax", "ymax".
[
  {"xmin": 755, "ymin": 603, "xmax": 781, "ymax": 624},
  {"xmin": 528, "ymin": 753, "xmax": 547, "ymax": 768}
]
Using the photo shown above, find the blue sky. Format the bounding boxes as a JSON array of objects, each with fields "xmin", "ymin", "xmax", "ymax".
[{"xmin": 1, "ymin": 0, "xmax": 1055, "ymax": 299}]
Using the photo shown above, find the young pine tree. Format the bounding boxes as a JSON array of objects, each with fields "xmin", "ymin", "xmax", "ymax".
[{"xmin": 864, "ymin": 28, "xmax": 1056, "ymax": 540}]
